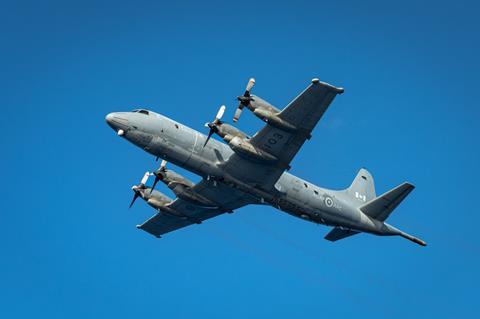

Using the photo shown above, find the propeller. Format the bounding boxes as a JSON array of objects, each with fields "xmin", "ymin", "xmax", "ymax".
[
  {"xmin": 150, "ymin": 160, "xmax": 167, "ymax": 193},
  {"xmin": 203, "ymin": 105, "xmax": 225, "ymax": 147},
  {"xmin": 233, "ymin": 78, "xmax": 255, "ymax": 122},
  {"xmin": 129, "ymin": 171, "xmax": 150, "ymax": 208},
  {"xmin": 129, "ymin": 192, "xmax": 139, "ymax": 209}
]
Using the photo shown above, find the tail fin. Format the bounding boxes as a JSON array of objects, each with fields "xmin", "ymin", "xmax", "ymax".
[
  {"xmin": 346, "ymin": 168, "xmax": 376, "ymax": 206},
  {"xmin": 360, "ymin": 182, "xmax": 415, "ymax": 222}
]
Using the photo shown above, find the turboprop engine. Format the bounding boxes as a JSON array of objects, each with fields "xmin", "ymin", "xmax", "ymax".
[
  {"xmin": 150, "ymin": 160, "xmax": 218, "ymax": 208},
  {"xmin": 129, "ymin": 171, "xmax": 203, "ymax": 224},
  {"xmin": 233, "ymin": 78, "xmax": 298, "ymax": 132},
  {"xmin": 203, "ymin": 105, "xmax": 279, "ymax": 163},
  {"xmin": 129, "ymin": 171, "xmax": 173, "ymax": 210}
]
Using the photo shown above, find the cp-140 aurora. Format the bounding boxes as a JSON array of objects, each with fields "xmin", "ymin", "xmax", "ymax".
[{"xmin": 106, "ymin": 78, "xmax": 426, "ymax": 246}]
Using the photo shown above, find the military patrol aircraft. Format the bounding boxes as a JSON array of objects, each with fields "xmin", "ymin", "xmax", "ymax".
[{"xmin": 106, "ymin": 78, "xmax": 426, "ymax": 246}]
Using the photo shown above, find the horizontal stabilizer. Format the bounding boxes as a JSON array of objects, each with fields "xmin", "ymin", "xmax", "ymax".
[
  {"xmin": 325, "ymin": 227, "xmax": 360, "ymax": 242},
  {"xmin": 360, "ymin": 182, "xmax": 415, "ymax": 222}
]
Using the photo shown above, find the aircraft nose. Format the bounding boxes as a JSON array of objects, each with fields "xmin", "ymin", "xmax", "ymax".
[
  {"xmin": 105, "ymin": 112, "xmax": 130, "ymax": 133},
  {"xmin": 105, "ymin": 113, "xmax": 115, "ymax": 126}
]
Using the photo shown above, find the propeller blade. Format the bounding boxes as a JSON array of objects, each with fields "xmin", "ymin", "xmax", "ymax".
[
  {"xmin": 150, "ymin": 161, "xmax": 167, "ymax": 193},
  {"xmin": 233, "ymin": 106, "xmax": 244, "ymax": 122},
  {"xmin": 215, "ymin": 105, "xmax": 225, "ymax": 121},
  {"xmin": 203, "ymin": 127, "xmax": 215, "ymax": 147},
  {"xmin": 234, "ymin": 78, "xmax": 255, "ymax": 122},
  {"xmin": 129, "ymin": 191, "xmax": 139, "ymax": 209},
  {"xmin": 245, "ymin": 78, "xmax": 255, "ymax": 94},
  {"xmin": 203, "ymin": 105, "xmax": 225, "ymax": 147},
  {"xmin": 150, "ymin": 175, "xmax": 161, "ymax": 193},
  {"xmin": 140, "ymin": 171, "xmax": 150, "ymax": 185},
  {"xmin": 160, "ymin": 160, "xmax": 167, "ymax": 170}
]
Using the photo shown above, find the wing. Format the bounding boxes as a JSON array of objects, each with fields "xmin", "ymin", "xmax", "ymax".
[
  {"xmin": 325, "ymin": 227, "xmax": 360, "ymax": 242},
  {"xmin": 223, "ymin": 79, "xmax": 344, "ymax": 189},
  {"xmin": 137, "ymin": 179, "xmax": 255, "ymax": 237}
]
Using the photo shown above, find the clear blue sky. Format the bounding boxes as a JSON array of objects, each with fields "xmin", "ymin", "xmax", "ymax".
[{"xmin": 1, "ymin": 1, "xmax": 479, "ymax": 318}]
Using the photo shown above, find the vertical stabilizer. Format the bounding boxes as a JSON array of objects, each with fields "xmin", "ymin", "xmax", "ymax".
[{"xmin": 346, "ymin": 168, "xmax": 376, "ymax": 206}]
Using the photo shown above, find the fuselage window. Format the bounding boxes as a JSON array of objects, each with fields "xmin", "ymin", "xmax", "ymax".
[
  {"xmin": 304, "ymin": 183, "xmax": 308, "ymax": 188},
  {"xmin": 314, "ymin": 190, "xmax": 319, "ymax": 195}
]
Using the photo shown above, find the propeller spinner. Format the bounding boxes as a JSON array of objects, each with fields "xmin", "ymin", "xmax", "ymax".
[{"xmin": 233, "ymin": 78, "xmax": 255, "ymax": 122}]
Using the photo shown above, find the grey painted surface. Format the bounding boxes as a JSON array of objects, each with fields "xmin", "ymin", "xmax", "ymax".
[{"xmin": 106, "ymin": 79, "xmax": 426, "ymax": 246}]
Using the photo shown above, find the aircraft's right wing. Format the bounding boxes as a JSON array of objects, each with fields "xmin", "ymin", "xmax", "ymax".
[{"xmin": 137, "ymin": 179, "xmax": 255, "ymax": 237}]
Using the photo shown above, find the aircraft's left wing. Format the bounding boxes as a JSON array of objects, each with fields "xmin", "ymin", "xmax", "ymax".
[
  {"xmin": 137, "ymin": 179, "xmax": 255, "ymax": 237},
  {"xmin": 223, "ymin": 79, "xmax": 344, "ymax": 189}
]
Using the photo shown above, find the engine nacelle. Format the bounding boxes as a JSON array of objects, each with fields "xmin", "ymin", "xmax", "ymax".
[
  {"xmin": 216, "ymin": 123, "xmax": 248, "ymax": 142},
  {"xmin": 170, "ymin": 183, "xmax": 218, "ymax": 207},
  {"xmin": 253, "ymin": 108, "xmax": 298, "ymax": 132},
  {"xmin": 146, "ymin": 190, "xmax": 173, "ymax": 210},
  {"xmin": 155, "ymin": 167, "xmax": 218, "ymax": 207},
  {"xmin": 248, "ymin": 95, "xmax": 299, "ymax": 132},
  {"xmin": 249, "ymin": 95, "xmax": 279, "ymax": 114},
  {"xmin": 154, "ymin": 168, "xmax": 195, "ymax": 189},
  {"xmin": 228, "ymin": 136, "xmax": 278, "ymax": 162},
  {"xmin": 146, "ymin": 188, "xmax": 203, "ymax": 224}
]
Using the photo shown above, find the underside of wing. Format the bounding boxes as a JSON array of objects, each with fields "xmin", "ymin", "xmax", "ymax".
[
  {"xmin": 251, "ymin": 79, "xmax": 344, "ymax": 166},
  {"xmin": 137, "ymin": 179, "xmax": 255, "ymax": 237},
  {"xmin": 223, "ymin": 79, "xmax": 344, "ymax": 190}
]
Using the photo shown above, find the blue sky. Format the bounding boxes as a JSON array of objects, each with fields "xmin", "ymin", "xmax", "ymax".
[{"xmin": 1, "ymin": 0, "xmax": 479, "ymax": 318}]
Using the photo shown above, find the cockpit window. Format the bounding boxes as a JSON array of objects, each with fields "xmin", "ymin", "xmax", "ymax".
[{"xmin": 131, "ymin": 109, "xmax": 150, "ymax": 115}]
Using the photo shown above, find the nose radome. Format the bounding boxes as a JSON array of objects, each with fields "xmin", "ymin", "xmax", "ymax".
[
  {"xmin": 106, "ymin": 112, "xmax": 130, "ymax": 132},
  {"xmin": 105, "ymin": 113, "xmax": 115, "ymax": 126}
]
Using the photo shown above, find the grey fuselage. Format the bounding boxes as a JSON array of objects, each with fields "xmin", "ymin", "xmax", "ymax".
[{"xmin": 107, "ymin": 111, "xmax": 394, "ymax": 236}]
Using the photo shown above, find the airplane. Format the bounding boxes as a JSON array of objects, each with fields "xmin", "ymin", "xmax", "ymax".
[{"xmin": 106, "ymin": 78, "xmax": 426, "ymax": 246}]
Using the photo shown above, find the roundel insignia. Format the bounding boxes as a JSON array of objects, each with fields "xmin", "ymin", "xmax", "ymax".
[{"xmin": 324, "ymin": 197, "xmax": 334, "ymax": 208}]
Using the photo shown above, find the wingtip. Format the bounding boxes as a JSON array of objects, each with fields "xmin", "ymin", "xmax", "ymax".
[
  {"xmin": 311, "ymin": 78, "xmax": 344, "ymax": 94},
  {"xmin": 405, "ymin": 182, "xmax": 416, "ymax": 189}
]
